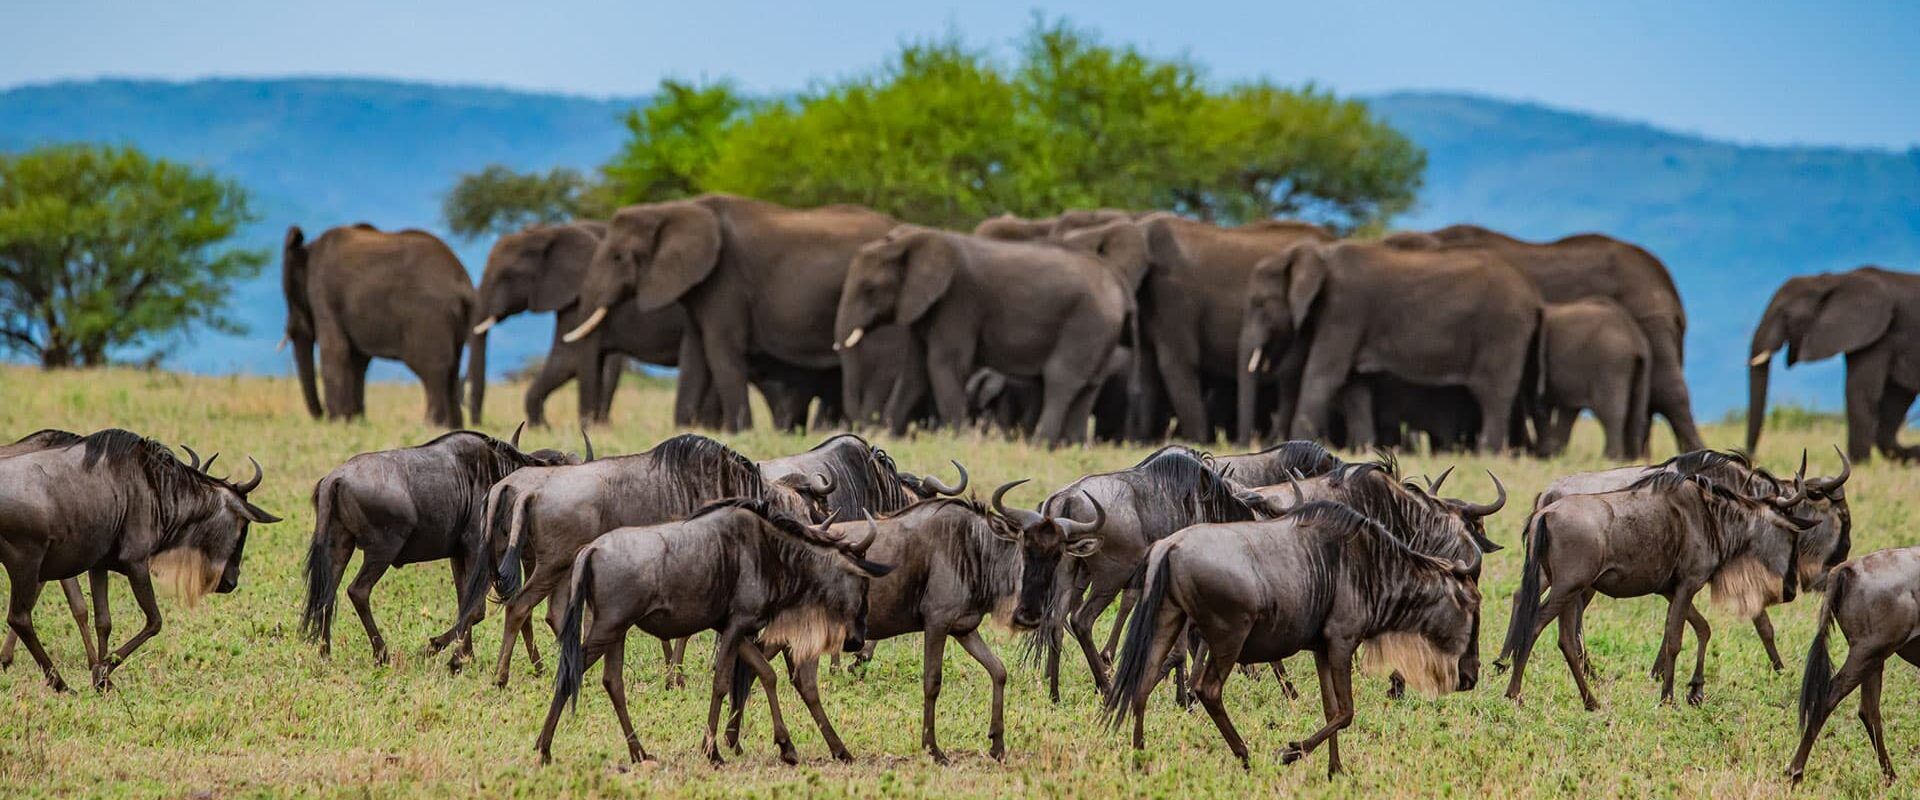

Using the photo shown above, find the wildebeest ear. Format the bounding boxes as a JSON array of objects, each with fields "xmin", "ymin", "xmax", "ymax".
[
  {"xmin": 1064, "ymin": 536, "xmax": 1103, "ymax": 558},
  {"xmin": 897, "ymin": 231, "xmax": 960, "ymax": 326},
  {"xmin": 241, "ymin": 501, "xmax": 281, "ymax": 524}
]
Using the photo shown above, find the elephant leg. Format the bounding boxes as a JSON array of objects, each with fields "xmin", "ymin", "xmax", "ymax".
[
  {"xmin": 318, "ymin": 336, "xmax": 357, "ymax": 421},
  {"xmin": 1469, "ymin": 366, "xmax": 1523, "ymax": 454},
  {"xmin": 1152, "ymin": 335, "xmax": 1210, "ymax": 442},
  {"xmin": 404, "ymin": 347, "xmax": 461, "ymax": 428},
  {"xmin": 1034, "ymin": 354, "xmax": 1097, "ymax": 446},
  {"xmin": 925, "ymin": 343, "xmax": 976, "ymax": 432},
  {"xmin": 1844, "ymin": 348, "xmax": 1893, "ymax": 462},
  {"xmin": 597, "ymin": 354, "xmax": 625, "ymax": 420},
  {"xmin": 1550, "ymin": 407, "xmax": 1579, "ymax": 458},
  {"xmin": 1290, "ymin": 328, "xmax": 1361, "ymax": 443},
  {"xmin": 1338, "ymin": 380, "xmax": 1376, "ymax": 451},
  {"xmin": 1874, "ymin": 382, "xmax": 1917, "ymax": 461},
  {"xmin": 1642, "ymin": 322, "xmax": 1705, "ymax": 452},
  {"xmin": 522, "ymin": 343, "xmax": 576, "ymax": 428},
  {"xmin": 574, "ymin": 342, "xmax": 605, "ymax": 427},
  {"xmin": 1597, "ymin": 384, "xmax": 1634, "ymax": 460},
  {"xmin": 672, "ymin": 329, "xmax": 715, "ymax": 428},
  {"xmin": 700, "ymin": 328, "xmax": 754, "ymax": 433}
]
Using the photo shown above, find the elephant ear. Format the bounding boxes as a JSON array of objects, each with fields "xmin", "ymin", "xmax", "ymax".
[
  {"xmin": 1142, "ymin": 215, "xmax": 1189, "ymax": 277},
  {"xmin": 1061, "ymin": 220, "xmax": 1150, "ymax": 293},
  {"xmin": 1799, "ymin": 277, "xmax": 1895, "ymax": 362},
  {"xmin": 1285, "ymin": 242, "xmax": 1329, "ymax": 328},
  {"xmin": 529, "ymin": 225, "xmax": 600, "ymax": 312},
  {"xmin": 634, "ymin": 204, "xmax": 723, "ymax": 312},
  {"xmin": 897, "ymin": 231, "xmax": 961, "ymax": 326}
]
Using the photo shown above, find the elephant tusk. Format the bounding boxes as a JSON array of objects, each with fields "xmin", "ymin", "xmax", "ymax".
[
  {"xmin": 1247, "ymin": 347, "xmax": 1263, "ymax": 373},
  {"xmin": 276, "ymin": 336, "xmax": 288, "ymax": 353},
  {"xmin": 838, "ymin": 327, "xmax": 865, "ymax": 351},
  {"xmin": 1749, "ymin": 350, "xmax": 1773, "ymax": 367},
  {"xmin": 562, "ymin": 307, "xmax": 609, "ymax": 343},
  {"xmin": 472, "ymin": 316, "xmax": 497, "ymax": 336}
]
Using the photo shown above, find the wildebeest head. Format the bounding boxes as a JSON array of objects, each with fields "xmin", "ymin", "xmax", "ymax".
[
  {"xmin": 989, "ymin": 479, "xmax": 1105, "ymax": 630},
  {"xmin": 1373, "ymin": 551, "xmax": 1482, "ymax": 697},
  {"xmin": 1750, "ymin": 447, "xmax": 1852, "ymax": 590},
  {"xmin": 1399, "ymin": 465, "xmax": 1508, "ymax": 554},
  {"xmin": 770, "ymin": 471, "xmax": 835, "ymax": 523},
  {"xmin": 706, "ymin": 499, "xmax": 892, "ymax": 657},
  {"xmin": 1637, "ymin": 470, "xmax": 1816, "ymax": 614}
]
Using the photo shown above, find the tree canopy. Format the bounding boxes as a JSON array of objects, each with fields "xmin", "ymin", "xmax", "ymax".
[
  {"xmin": 450, "ymin": 18, "xmax": 1424, "ymax": 234},
  {"xmin": 0, "ymin": 143, "xmax": 265, "ymax": 368}
]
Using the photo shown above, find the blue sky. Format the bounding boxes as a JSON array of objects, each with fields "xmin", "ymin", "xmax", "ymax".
[{"xmin": 4, "ymin": 1, "xmax": 1917, "ymax": 149}]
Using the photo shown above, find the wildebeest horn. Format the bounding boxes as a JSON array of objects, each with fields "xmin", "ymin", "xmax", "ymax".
[
  {"xmin": 1057, "ymin": 492, "xmax": 1106, "ymax": 537},
  {"xmin": 809, "ymin": 472, "xmax": 834, "ymax": 495},
  {"xmin": 990, "ymin": 479, "xmax": 1045, "ymax": 528},
  {"xmin": 234, "ymin": 456, "xmax": 264, "ymax": 494},
  {"xmin": 1458, "ymin": 470, "xmax": 1506, "ymax": 518},
  {"xmin": 180, "ymin": 445, "xmax": 202, "ymax": 471},
  {"xmin": 851, "ymin": 511, "xmax": 881, "ymax": 556},
  {"xmin": 1809, "ymin": 444, "xmax": 1850, "ymax": 493},
  {"xmin": 1770, "ymin": 457, "xmax": 1809, "ymax": 509},
  {"xmin": 1427, "ymin": 466, "xmax": 1455, "ymax": 494},
  {"xmin": 581, "ymin": 428, "xmax": 595, "ymax": 462},
  {"xmin": 202, "ymin": 453, "xmax": 220, "ymax": 473},
  {"xmin": 509, "ymin": 421, "xmax": 525, "ymax": 449},
  {"xmin": 920, "ymin": 460, "xmax": 969, "ymax": 496},
  {"xmin": 1287, "ymin": 468, "xmax": 1306, "ymax": 506}
]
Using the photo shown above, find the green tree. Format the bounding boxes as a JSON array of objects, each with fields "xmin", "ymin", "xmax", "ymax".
[
  {"xmin": 441, "ymin": 164, "xmax": 594, "ymax": 240},
  {"xmin": 0, "ymin": 143, "xmax": 265, "ymax": 369},
  {"xmin": 601, "ymin": 79, "xmax": 746, "ymax": 205}
]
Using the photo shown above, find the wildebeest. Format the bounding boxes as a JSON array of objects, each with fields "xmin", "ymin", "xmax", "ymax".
[
  {"xmin": 756, "ymin": 433, "xmax": 968, "ymax": 521},
  {"xmin": 1243, "ymin": 459, "xmax": 1505, "ymax": 692},
  {"xmin": 1787, "ymin": 546, "xmax": 1920, "ymax": 785},
  {"xmin": 534, "ymin": 498, "xmax": 890, "ymax": 765},
  {"xmin": 994, "ymin": 446, "xmax": 1267, "ymax": 701},
  {"xmin": 1103, "ymin": 501, "xmax": 1479, "ymax": 774},
  {"xmin": 0, "ymin": 429, "xmax": 278, "ymax": 691},
  {"xmin": 485, "ymin": 433, "xmax": 832, "ymax": 687},
  {"xmin": 1502, "ymin": 470, "xmax": 1815, "ymax": 709},
  {"xmin": 1207, "ymin": 439, "xmax": 1344, "ymax": 487},
  {"xmin": 1506, "ymin": 448, "xmax": 1851, "ymax": 673},
  {"xmin": 299, "ymin": 424, "xmax": 581, "ymax": 668},
  {"xmin": 0, "ymin": 429, "xmax": 95, "ymax": 674}
]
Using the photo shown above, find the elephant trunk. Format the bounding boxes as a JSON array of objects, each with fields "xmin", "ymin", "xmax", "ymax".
[
  {"xmin": 1235, "ymin": 309, "xmax": 1273, "ymax": 446},
  {"xmin": 468, "ymin": 328, "xmax": 488, "ymax": 426},
  {"xmin": 1747, "ymin": 309, "xmax": 1789, "ymax": 453},
  {"xmin": 293, "ymin": 336, "xmax": 322, "ymax": 419}
]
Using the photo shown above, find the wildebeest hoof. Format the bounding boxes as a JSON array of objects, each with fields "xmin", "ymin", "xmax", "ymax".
[
  {"xmin": 1491, "ymin": 660, "xmax": 1509, "ymax": 675},
  {"xmin": 1784, "ymin": 766, "xmax": 1803, "ymax": 784},
  {"xmin": 1386, "ymin": 683, "xmax": 1406, "ymax": 701},
  {"xmin": 832, "ymin": 748, "xmax": 854, "ymax": 764},
  {"xmin": 777, "ymin": 742, "xmax": 799, "ymax": 766},
  {"xmin": 1687, "ymin": 686, "xmax": 1705, "ymax": 706},
  {"xmin": 46, "ymin": 674, "xmax": 71, "ymax": 693},
  {"xmin": 929, "ymin": 747, "xmax": 950, "ymax": 766},
  {"xmin": 1582, "ymin": 698, "xmax": 1601, "ymax": 712},
  {"xmin": 1279, "ymin": 743, "xmax": 1306, "ymax": 765},
  {"xmin": 91, "ymin": 665, "xmax": 114, "ymax": 692},
  {"xmin": 1882, "ymin": 769, "xmax": 1897, "ymax": 786}
]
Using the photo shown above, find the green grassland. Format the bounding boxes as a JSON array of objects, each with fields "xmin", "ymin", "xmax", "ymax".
[{"xmin": 2, "ymin": 365, "xmax": 1916, "ymax": 798}]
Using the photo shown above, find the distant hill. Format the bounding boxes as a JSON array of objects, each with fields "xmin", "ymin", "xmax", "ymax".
[{"xmin": 4, "ymin": 78, "xmax": 1917, "ymax": 413}]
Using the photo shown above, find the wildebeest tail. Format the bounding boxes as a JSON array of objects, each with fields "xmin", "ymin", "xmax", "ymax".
[
  {"xmin": 1499, "ymin": 513, "xmax": 1551, "ymax": 667},
  {"xmin": 550, "ymin": 546, "xmax": 596, "ymax": 715},
  {"xmin": 300, "ymin": 475, "xmax": 342, "ymax": 641},
  {"xmin": 494, "ymin": 490, "xmax": 534, "ymax": 600},
  {"xmin": 1104, "ymin": 548, "xmax": 1176, "ymax": 728},
  {"xmin": 1798, "ymin": 566, "xmax": 1845, "ymax": 731},
  {"xmin": 728, "ymin": 646, "xmax": 756, "ymax": 721}
]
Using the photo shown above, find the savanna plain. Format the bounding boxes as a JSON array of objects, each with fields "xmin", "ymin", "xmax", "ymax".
[{"xmin": 2, "ymin": 366, "xmax": 1916, "ymax": 798}]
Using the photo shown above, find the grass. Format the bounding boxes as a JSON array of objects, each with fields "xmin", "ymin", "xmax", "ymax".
[{"xmin": 1, "ymin": 364, "xmax": 1916, "ymax": 798}]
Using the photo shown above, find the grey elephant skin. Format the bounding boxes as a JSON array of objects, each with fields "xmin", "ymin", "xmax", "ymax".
[
  {"xmin": 1748, "ymin": 266, "xmax": 1920, "ymax": 462},
  {"xmin": 568, "ymin": 195, "xmax": 899, "ymax": 432},
  {"xmin": 1243, "ymin": 239, "xmax": 1542, "ymax": 451},
  {"xmin": 835, "ymin": 223, "xmax": 1140, "ymax": 445},
  {"xmin": 1536, "ymin": 298, "xmax": 1652, "ymax": 459},
  {"xmin": 283, "ymin": 224, "xmax": 478, "ymax": 427}
]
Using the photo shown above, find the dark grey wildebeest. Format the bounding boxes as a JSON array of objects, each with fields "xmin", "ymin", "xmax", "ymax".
[
  {"xmin": 0, "ymin": 429, "xmax": 278, "ymax": 691},
  {"xmin": 1207, "ymin": 439, "xmax": 1344, "ymax": 487},
  {"xmin": 1502, "ymin": 470, "xmax": 1816, "ymax": 710},
  {"xmin": 0, "ymin": 429, "xmax": 93, "ymax": 673},
  {"xmin": 756, "ymin": 433, "xmax": 968, "ymax": 522},
  {"xmin": 997, "ymin": 446, "xmax": 1268, "ymax": 702},
  {"xmin": 1505, "ymin": 448, "xmax": 1851, "ymax": 673},
  {"xmin": 535, "ymin": 498, "xmax": 890, "ymax": 765},
  {"xmin": 299, "ymin": 425, "xmax": 581, "ymax": 668},
  {"xmin": 1243, "ymin": 459, "xmax": 1505, "ymax": 693},
  {"xmin": 486, "ymin": 433, "xmax": 831, "ymax": 687},
  {"xmin": 1103, "ymin": 501, "xmax": 1480, "ymax": 774},
  {"xmin": 1788, "ymin": 546, "xmax": 1920, "ymax": 785}
]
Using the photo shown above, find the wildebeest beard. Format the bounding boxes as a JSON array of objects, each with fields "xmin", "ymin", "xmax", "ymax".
[{"xmin": 691, "ymin": 498, "xmax": 886, "ymax": 661}]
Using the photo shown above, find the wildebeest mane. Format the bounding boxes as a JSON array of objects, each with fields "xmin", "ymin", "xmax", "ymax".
[
  {"xmin": 1214, "ymin": 440, "xmax": 1344, "ymax": 486},
  {"xmin": 1289, "ymin": 499, "xmax": 1461, "ymax": 632},
  {"xmin": 78, "ymin": 428, "xmax": 229, "ymax": 544},
  {"xmin": 1063, "ymin": 448, "xmax": 1260, "ymax": 534},
  {"xmin": 1328, "ymin": 461, "xmax": 1481, "ymax": 562},
  {"xmin": 648, "ymin": 433, "xmax": 782, "ymax": 512},
  {"xmin": 6, "ymin": 428, "xmax": 84, "ymax": 450},
  {"xmin": 792, "ymin": 434, "xmax": 914, "ymax": 517},
  {"xmin": 890, "ymin": 498, "xmax": 1023, "ymax": 609}
]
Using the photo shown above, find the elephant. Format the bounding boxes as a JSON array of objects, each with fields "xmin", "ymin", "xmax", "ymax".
[
  {"xmin": 834, "ymin": 222, "xmax": 1142, "ymax": 445},
  {"xmin": 1136, "ymin": 217, "xmax": 1336, "ymax": 443},
  {"xmin": 282, "ymin": 224, "xmax": 476, "ymax": 428},
  {"xmin": 1333, "ymin": 375, "xmax": 1482, "ymax": 453},
  {"xmin": 1393, "ymin": 225, "xmax": 1704, "ymax": 453},
  {"xmin": 1749, "ymin": 266, "xmax": 1920, "ymax": 462},
  {"xmin": 470, "ymin": 221, "xmax": 687, "ymax": 427},
  {"xmin": 1242, "ymin": 239, "xmax": 1542, "ymax": 452},
  {"xmin": 1534, "ymin": 298, "xmax": 1651, "ymax": 459},
  {"xmin": 566, "ymin": 195, "xmax": 897, "ymax": 432}
]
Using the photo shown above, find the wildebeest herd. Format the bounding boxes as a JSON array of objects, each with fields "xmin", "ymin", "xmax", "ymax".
[
  {"xmin": 4, "ymin": 422, "xmax": 1908, "ymax": 784},
  {"xmin": 277, "ymin": 195, "xmax": 1920, "ymax": 465}
]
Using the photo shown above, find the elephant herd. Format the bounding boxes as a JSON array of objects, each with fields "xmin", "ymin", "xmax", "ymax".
[{"xmin": 282, "ymin": 194, "xmax": 1916, "ymax": 462}]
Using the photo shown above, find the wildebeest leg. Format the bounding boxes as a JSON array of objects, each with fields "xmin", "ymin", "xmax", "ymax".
[
  {"xmin": 429, "ymin": 556, "xmax": 469, "ymax": 657},
  {"xmin": 1653, "ymin": 586, "xmax": 1700, "ymax": 705},
  {"xmin": 1557, "ymin": 599, "xmax": 1599, "ymax": 711},
  {"xmin": 5, "ymin": 571, "xmax": 67, "ymax": 692},
  {"xmin": 1858, "ymin": 661, "xmax": 1895, "ymax": 784},
  {"xmin": 103, "ymin": 564, "xmax": 164, "ymax": 675},
  {"xmin": 1682, "ymin": 604, "xmax": 1712, "ymax": 706},
  {"xmin": 1270, "ymin": 661, "xmax": 1300, "ymax": 700},
  {"xmin": 519, "ymin": 619, "xmax": 542, "ymax": 675},
  {"xmin": 956, "ymin": 629, "xmax": 1008, "ymax": 761},
  {"xmin": 77, "ymin": 574, "xmax": 109, "ymax": 689},
  {"xmin": 669, "ymin": 637, "xmax": 690, "ymax": 688},
  {"xmin": 921, "ymin": 624, "xmax": 953, "ymax": 764},
  {"xmin": 1580, "ymin": 588, "xmax": 1599, "ymax": 679},
  {"xmin": 1750, "ymin": 610, "xmax": 1786, "ymax": 673},
  {"xmin": 0, "ymin": 624, "xmax": 13, "ymax": 669},
  {"xmin": 3, "ymin": 579, "xmax": 96, "ymax": 675},
  {"xmin": 788, "ymin": 654, "xmax": 852, "ymax": 762},
  {"xmin": 345, "ymin": 556, "xmax": 393, "ymax": 666},
  {"xmin": 1100, "ymin": 585, "xmax": 1138, "ymax": 664},
  {"xmin": 703, "ymin": 629, "xmax": 748, "ymax": 765},
  {"xmin": 1786, "ymin": 646, "xmax": 1882, "ymax": 782},
  {"xmin": 599, "ymin": 631, "xmax": 651, "ymax": 764},
  {"xmin": 491, "ymin": 565, "xmax": 564, "ymax": 687},
  {"xmin": 533, "ymin": 617, "xmax": 612, "ymax": 764},
  {"xmin": 1280, "ymin": 645, "xmax": 1356, "ymax": 776},
  {"xmin": 1192, "ymin": 629, "xmax": 1251, "ymax": 768},
  {"xmin": 1127, "ymin": 606, "xmax": 1187, "ymax": 751},
  {"xmin": 1503, "ymin": 588, "xmax": 1580, "ymax": 705},
  {"xmin": 1072, "ymin": 582, "xmax": 1125, "ymax": 694},
  {"xmin": 737, "ymin": 640, "xmax": 799, "ymax": 764}
]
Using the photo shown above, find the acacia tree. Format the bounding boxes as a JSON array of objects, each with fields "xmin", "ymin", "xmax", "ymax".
[
  {"xmin": 0, "ymin": 143, "xmax": 264, "ymax": 368},
  {"xmin": 441, "ymin": 165, "xmax": 595, "ymax": 240}
]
